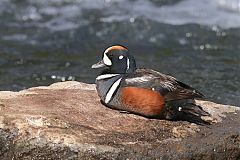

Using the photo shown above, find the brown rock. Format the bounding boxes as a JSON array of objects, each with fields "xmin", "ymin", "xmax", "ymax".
[{"xmin": 0, "ymin": 81, "xmax": 239, "ymax": 160}]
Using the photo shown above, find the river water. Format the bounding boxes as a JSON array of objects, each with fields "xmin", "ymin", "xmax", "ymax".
[{"xmin": 0, "ymin": 0, "xmax": 239, "ymax": 106}]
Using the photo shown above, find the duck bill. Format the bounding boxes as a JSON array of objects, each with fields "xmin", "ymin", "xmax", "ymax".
[{"xmin": 91, "ymin": 60, "xmax": 106, "ymax": 69}]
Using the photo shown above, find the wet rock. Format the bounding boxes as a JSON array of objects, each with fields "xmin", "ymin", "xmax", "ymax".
[{"xmin": 0, "ymin": 81, "xmax": 239, "ymax": 159}]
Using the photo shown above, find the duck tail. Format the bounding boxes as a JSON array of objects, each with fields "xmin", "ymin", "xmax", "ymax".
[
  {"xmin": 179, "ymin": 103, "xmax": 210, "ymax": 117},
  {"xmin": 164, "ymin": 100, "xmax": 210, "ymax": 124}
]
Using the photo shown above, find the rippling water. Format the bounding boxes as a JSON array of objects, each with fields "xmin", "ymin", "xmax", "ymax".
[{"xmin": 0, "ymin": 0, "xmax": 239, "ymax": 106}]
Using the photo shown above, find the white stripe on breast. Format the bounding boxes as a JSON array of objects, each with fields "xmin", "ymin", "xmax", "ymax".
[
  {"xmin": 96, "ymin": 74, "xmax": 120, "ymax": 80},
  {"xmin": 105, "ymin": 78, "xmax": 122, "ymax": 103}
]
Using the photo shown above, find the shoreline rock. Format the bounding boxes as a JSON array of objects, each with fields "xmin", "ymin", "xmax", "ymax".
[{"xmin": 0, "ymin": 81, "xmax": 239, "ymax": 159}]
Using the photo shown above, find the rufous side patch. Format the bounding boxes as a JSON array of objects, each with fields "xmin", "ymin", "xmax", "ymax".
[{"xmin": 121, "ymin": 87, "xmax": 165, "ymax": 116}]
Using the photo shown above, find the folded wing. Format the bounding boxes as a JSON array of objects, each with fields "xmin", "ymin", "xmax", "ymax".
[{"xmin": 124, "ymin": 69, "xmax": 204, "ymax": 101}]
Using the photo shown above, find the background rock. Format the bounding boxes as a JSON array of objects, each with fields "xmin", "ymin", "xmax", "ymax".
[{"xmin": 0, "ymin": 81, "xmax": 239, "ymax": 160}]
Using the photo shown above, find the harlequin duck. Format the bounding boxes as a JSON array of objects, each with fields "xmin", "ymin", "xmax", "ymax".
[{"xmin": 92, "ymin": 45, "xmax": 209, "ymax": 122}]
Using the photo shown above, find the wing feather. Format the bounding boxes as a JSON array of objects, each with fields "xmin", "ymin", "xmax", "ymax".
[{"xmin": 124, "ymin": 69, "xmax": 204, "ymax": 101}]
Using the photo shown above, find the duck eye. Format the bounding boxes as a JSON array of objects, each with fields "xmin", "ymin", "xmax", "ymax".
[{"xmin": 118, "ymin": 55, "xmax": 124, "ymax": 60}]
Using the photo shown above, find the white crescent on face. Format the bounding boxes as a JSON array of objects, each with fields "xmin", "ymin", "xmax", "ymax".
[{"xmin": 103, "ymin": 52, "xmax": 112, "ymax": 66}]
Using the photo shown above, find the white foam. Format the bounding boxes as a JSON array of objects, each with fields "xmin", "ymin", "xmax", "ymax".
[{"xmin": 1, "ymin": 0, "xmax": 240, "ymax": 32}]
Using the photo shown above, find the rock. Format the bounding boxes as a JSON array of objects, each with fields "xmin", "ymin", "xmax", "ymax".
[{"xmin": 0, "ymin": 81, "xmax": 239, "ymax": 160}]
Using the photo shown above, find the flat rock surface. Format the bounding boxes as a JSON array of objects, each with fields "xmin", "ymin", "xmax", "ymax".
[{"xmin": 0, "ymin": 81, "xmax": 239, "ymax": 160}]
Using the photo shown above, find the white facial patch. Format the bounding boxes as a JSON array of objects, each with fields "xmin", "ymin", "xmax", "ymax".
[
  {"xmin": 103, "ymin": 52, "xmax": 112, "ymax": 66},
  {"xmin": 104, "ymin": 47, "xmax": 111, "ymax": 55},
  {"xmin": 105, "ymin": 78, "xmax": 122, "ymax": 103},
  {"xmin": 119, "ymin": 55, "xmax": 124, "ymax": 59}
]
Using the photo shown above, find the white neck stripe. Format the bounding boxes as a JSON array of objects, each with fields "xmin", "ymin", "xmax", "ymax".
[
  {"xmin": 96, "ymin": 74, "xmax": 120, "ymax": 80},
  {"xmin": 105, "ymin": 78, "xmax": 122, "ymax": 103},
  {"xmin": 127, "ymin": 58, "xmax": 130, "ymax": 70}
]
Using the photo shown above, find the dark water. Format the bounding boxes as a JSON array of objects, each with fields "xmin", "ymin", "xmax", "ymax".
[{"xmin": 0, "ymin": 0, "xmax": 239, "ymax": 106}]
